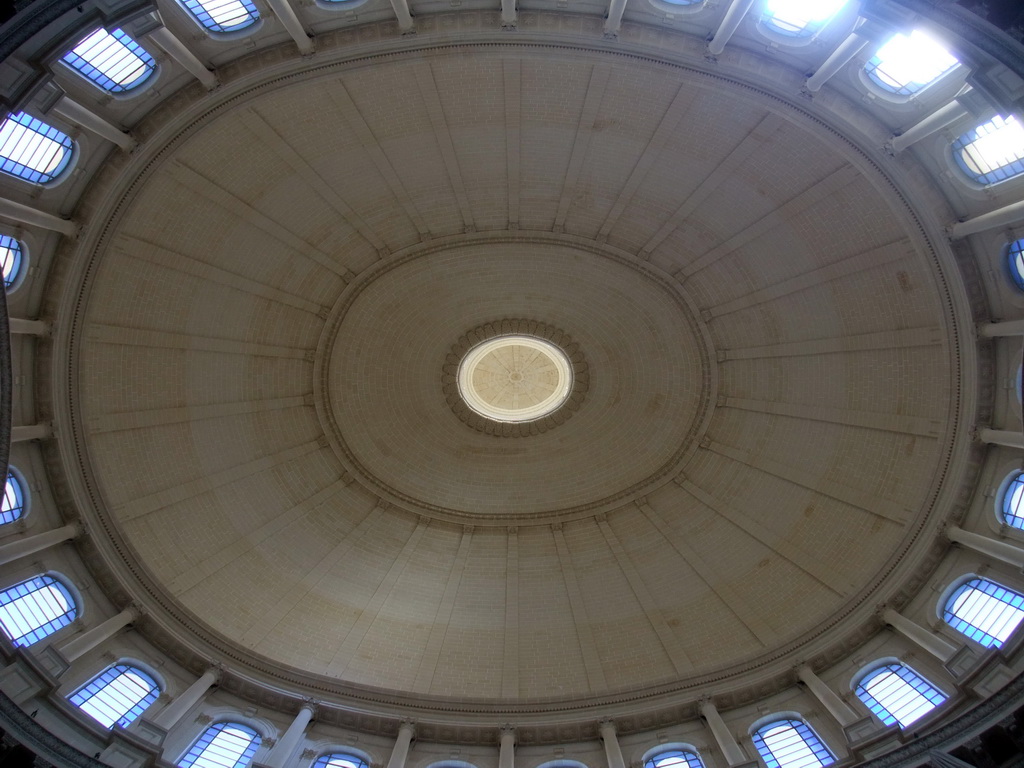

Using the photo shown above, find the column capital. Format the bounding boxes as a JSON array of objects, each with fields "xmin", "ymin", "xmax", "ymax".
[
  {"xmin": 599, "ymin": 719, "xmax": 618, "ymax": 736},
  {"xmin": 397, "ymin": 720, "xmax": 416, "ymax": 737}
]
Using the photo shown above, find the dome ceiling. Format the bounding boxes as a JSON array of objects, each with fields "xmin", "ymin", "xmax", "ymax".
[{"xmin": 62, "ymin": 44, "xmax": 963, "ymax": 708}]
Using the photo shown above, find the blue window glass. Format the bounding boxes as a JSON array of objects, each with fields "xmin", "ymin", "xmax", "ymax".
[
  {"xmin": 854, "ymin": 663, "xmax": 946, "ymax": 727},
  {"xmin": 0, "ymin": 234, "xmax": 23, "ymax": 288},
  {"xmin": 62, "ymin": 28, "xmax": 156, "ymax": 94},
  {"xmin": 953, "ymin": 115, "xmax": 1024, "ymax": 185},
  {"xmin": 942, "ymin": 577, "xmax": 1024, "ymax": 648},
  {"xmin": 1002, "ymin": 472, "xmax": 1024, "ymax": 529},
  {"xmin": 69, "ymin": 664, "xmax": 160, "ymax": 728},
  {"xmin": 865, "ymin": 30, "xmax": 958, "ymax": 96},
  {"xmin": 0, "ymin": 574, "xmax": 77, "ymax": 646},
  {"xmin": 761, "ymin": 0, "xmax": 846, "ymax": 38},
  {"xmin": 180, "ymin": 0, "xmax": 260, "ymax": 32},
  {"xmin": 180, "ymin": 722, "xmax": 261, "ymax": 768},
  {"xmin": 1, "ymin": 472, "xmax": 24, "ymax": 524},
  {"xmin": 0, "ymin": 113, "xmax": 74, "ymax": 184},
  {"xmin": 645, "ymin": 750, "xmax": 705, "ymax": 768},
  {"xmin": 314, "ymin": 754, "xmax": 368, "ymax": 768},
  {"xmin": 0, "ymin": 235, "xmax": 22, "ymax": 289},
  {"xmin": 752, "ymin": 719, "xmax": 834, "ymax": 768},
  {"xmin": 1007, "ymin": 239, "xmax": 1024, "ymax": 291}
]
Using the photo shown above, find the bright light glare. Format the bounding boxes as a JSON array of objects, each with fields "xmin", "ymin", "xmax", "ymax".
[
  {"xmin": 870, "ymin": 30, "xmax": 957, "ymax": 92},
  {"xmin": 961, "ymin": 116, "xmax": 1024, "ymax": 176},
  {"xmin": 764, "ymin": 0, "xmax": 846, "ymax": 28}
]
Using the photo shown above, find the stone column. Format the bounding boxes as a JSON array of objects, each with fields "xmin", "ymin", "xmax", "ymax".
[
  {"xmin": 385, "ymin": 722, "xmax": 415, "ymax": 768},
  {"xmin": 951, "ymin": 199, "xmax": 1024, "ymax": 240},
  {"xmin": 708, "ymin": 0, "xmax": 757, "ymax": 55},
  {"xmin": 8, "ymin": 319, "xmax": 50, "ymax": 336},
  {"xmin": 0, "ymin": 199, "xmax": 75, "ymax": 237},
  {"xmin": 150, "ymin": 665, "xmax": 221, "ymax": 729},
  {"xmin": 699, "ymin": 699, "xmax": 748, "ymax": 767},
  {"xmin": 58, "ymin": 605, "xmax": 141, "ymax": 662},
  {"xmin": 387, "ymin": 0, "xmax": 414, "ymax": 33},
  {"xmin": 805, "ymin": 28, "xmax": 872, "ymax": 92},
  {"xmin": 796, "ymin": 666, "xmax": 860, "ymax": 727},
  {"xmin": 600, "ymin": 721, "xmax": 626, "ymax": 768},
  {"xmin": 264, "ymin": 0, "xmax": 313, "ymax": 54},
  {"xmin": 890, "ymin": 100, "xmax": 969, "ymax": 153},
  {"xmin": 11, "ymin": 424, "xmax": 52, "ymax": 443},
  {"xmin": 263, "ymin": 701, "xmax": 316, "ymax": 768},
  {"xmin": 48, "ymin": 96, "xmax": 135, "ymax": 151},
  {"xmin": 978, "ymin": 428, "xmax": 1024, "ymax": 449},
  {"xmin": 947, "ymin": 526, "xmax": 1024, "ymax": 569},
  {"xmin": 978, "ymin": 319, "xmax": 1024, "ymax": 337},
  {"xmin": 0, "ymin": 523, "xmax": 81, "ymax": 566},
  {"xmin": 143, "ymin": 27, "xmax": 217, "ymax": 89},
  {"xmin": 881, "ymin": 609, "xmax": 957, "ymax": 662},
  {"xmin": 498, "ymin": 728, "xmax": 515, "ymax": 768}
]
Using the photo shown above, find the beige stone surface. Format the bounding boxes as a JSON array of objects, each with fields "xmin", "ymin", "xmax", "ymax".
[{"xmin": 72, "ymin": 47, "xmax": 955, "ymax": 702}]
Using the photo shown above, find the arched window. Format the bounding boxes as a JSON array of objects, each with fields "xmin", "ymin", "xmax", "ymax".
[
  {"xmin": 179, "ymin": 0, "xmax": 260, "ymax": 33},
  {"xmin": 644, "ymin": 749, "xmax": 705, "ymax": 768},
  {"xmin": 1, "ymin": 471, "xmax": 25, "ymax": 524},
  {"xmin": 69, "ymin": 663, "xmax": 161, "ymax": 728},
  {"xmin": 1000, "ymin": 471, "xmax": 1024, "ymax": 529},
  {"xmin": 0, "ymin": 112, "xmax": 74, "ymax": 184},
  {"xmin": 952, "ymin": 115, "xmax": 1024, "ymax": 186},
  {"xmin": 61, "ymin": 28, "xmax": 156, "ymax": 94},
  {"xmin": 752, "ymin": 718, "xmax": 835, "ymax": 768},
  {"xmin": 313, "ymin": 754, "xmax": 369, "ymax": 768},
  {"xmin": 761, "ymin": 0, "xmax": 846, "ymax": 38},
  {"xmin": 0, "ymin": 574, "xmax": 77, "ymax": 646},
  {"xmin": 864, "ymin": 30, "xmax": 958, "ymax": 96},
  {"xmin": 942, "ymin": 577, "xmax": 1024, "ymax": 648},
  {"xmin": 854, "ymin": 662, "xmax": 946, "ymax": 727},
  {"xmin": 1006, "ymin": 239, "xmax": 1024, "ymax": 291},
  {"xmin": 179, "ymin": 722, "xmax": 261, "ymax": 768},
  {"xmin": 0, "ymin": 235, "xmax": 24, "ymax": 289}
]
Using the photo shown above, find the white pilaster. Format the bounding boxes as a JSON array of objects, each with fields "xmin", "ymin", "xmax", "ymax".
[
  {"xmin": 708, "ymin": 0, "xmax": 757, "ymax": 55},
  {"xmin": 0, "ymin": 523, "xmax": 81, "ymax": 566},
  {"xmin": 699, "ymin": 699, "xmax": 748, "ymax": 766},
  {"xmin": 0, "ymin": 199, "xmax": 76, "ymax": 237},
  {"xmin": 150, "ymin": 665, "xmax": 221, "ymax": 729},
  {"xmin": 948, "ymin": 526, "xmax": 1024, "ymax": 569},
  {"xmin": 978, "ymin": 428, "xmax": 1024, "ymax": 449},
  {"xmin": 385, "ymin": 722, "xmax": 415, "ymax": 768},
  {"xmin": 58, "ymin": 605, "xmax": 141, "ymax": 662},
  {"xmin": 262, "ymin": 701, "xmax": 316, "ymax": 768},
  {"xmin": 11, "ymin": 424, "xmax": 52, "ymax": 443},
  {"xmin": 881, "ymin": 609, "xmax": 958, "ymax": 662}
]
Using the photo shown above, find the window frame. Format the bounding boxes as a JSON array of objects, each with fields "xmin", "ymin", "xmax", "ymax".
[
  {"xmin": 643, "ymin": 747, "xmax": 706, "ymax": 768},
  {"xmin": 0, "ymin": 112, "xmax": 75, "ymax": 185},
  {"xmin": 60, "ymin": 27, "xmax": 157, "ymax": 95},
  {"xmin": 861, "ymin": 30, "xmax": 960, "ymax": 100},
  {"xmin": 0, "ymin": 573, "xmax": 78, "ymax": 647},
  {"xmin": 0, "ymin": 234, "xmax": 25, "ymax": 291},
  {"xmin": 1, "ymin": 468, "xmax": 26, "ymax": 525},
  {"xmin": 940, "ymin": 576, "xmax": 1024, "ymax": 648},
  {"xmin": 998, "ymin": 470, "xmax": 1024, "ymax": 530},
  {"xmin": 312, "ymin": 753, "xmax": 371, "ymax": 768},
  {"xmin": 1005, "ymin": 239, "xmax": 1024, "ymax": 292},
  {"xmin": 852, "ymin": 661, "xmax": 947, "ymax": 728},
  {"xmin": 177, "ymin": 0, "xmax": 261, "ymax": 35},
  {"xmin": 68, "ymin": 662, "xmax": 162, "ymax": 729},
  {"xmin": 952, "ymin": 115, "xmax": 1024, "ymax": 187},
  {"xmin": 179, "ymin": 721, "xmax": 262, "ymax": 768},
  {"xmin": 750, "ymin": 717, "xmax": 836, "ymax": 768},
  {"xmin": 757, "ymin": 0, "xmax": 848, "ymax": 42}
]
